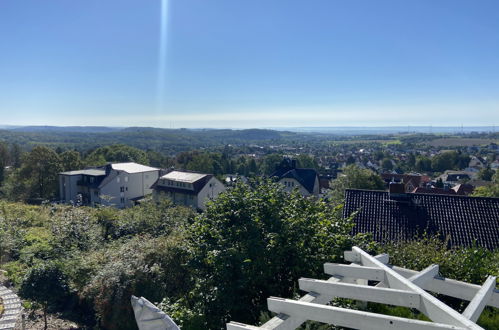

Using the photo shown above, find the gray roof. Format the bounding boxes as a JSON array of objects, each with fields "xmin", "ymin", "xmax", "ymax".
[
  {"xmin": 59, "ymin": 169, "xmax": 106, "ymax": 176},
  {"xmin": 111, "ymin": 162, "xmax": 159, "ymax": 174},
  {"xmin": 160, "ymin": 171, "xmax": 209, "ymax": 183}
]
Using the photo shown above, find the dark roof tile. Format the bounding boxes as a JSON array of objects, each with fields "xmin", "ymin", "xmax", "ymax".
[{"xmin": 343, "ymin": 189, "xmax": 499, "ymax": 249}]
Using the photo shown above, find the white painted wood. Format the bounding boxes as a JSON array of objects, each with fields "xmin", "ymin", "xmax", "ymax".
[
  {"xmin": 391, "ymin": 266, "xmax": 499, "ymax": 309},
  {"xmin": 227, "ymin": 249, "xmax": 492, "ymax": 330},
  {"xmin": 408, "ymin": 264, "xmax": 440, "ymax": 287},
  {"xmin": 344, "ymin": 251, "xmax": 389, "ymax": 264},
  {"xmin": 324, "ymin": 263, "xmax": 385, "ymax": 281},
  {"xmin": 245, "ymin": 254, "xmax": 389, "ymax": 330},
  {"xmin": 227, "ymin": 322, "xmax": 262, "ymax": 330},
  {"xmin": 351, "ymin": 247, "xmax": 483, "ymax": 329},
  {"xmin": 298, "ymin": 278, "xmax": 420, "ymax": 308},
  {"xmin": 267, "ymin": 298, "xmax": 466, "ymax": 330},
  {"xmin": 462, "ymin": 276, "xmax": 497, "ymax": 322}
]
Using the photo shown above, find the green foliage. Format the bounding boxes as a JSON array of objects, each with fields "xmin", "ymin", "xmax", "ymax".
[
  {"xmin": 296, "ymin": 154, "xmax": 319, "ymax": 169},
  {"xmin": 175, "ymin": 179, "xmax": 369, "ymax": 329},
  {"xmin": 59, "ymin": 150, "xmax": 83, "ymax": 172},
  {"xmin": 80, "ymin": 234, "xmax": 192, "ymax": 330},
  {"xmin": 415, "ymin": 156, "xmax": 432, "ymax": 172},
  {"xmin": 478, "ymin": 166, "xmax": 495, "ymax": 181},
  {"xmin": 381, "ymin": 158, "xmax": 393, "ymax": 171},
  {"xmin": 19, "ymin": 227, "xmax": 54, "ymax": 264},
  {"xmin": 0, "ymin": 142, "xmax": 8, "ymax": 185},
  {"xmin": 380, "ymin": 236, "xmax": 498, "ymax": 285},
  {"xmin": 329, "ymin": 165, "xmax": 385, "ymax": 202},
  {"xmin": 473, "ymin": 172, "xmax": 499, "ymax": 197},
  {"xmin": 19, "ymin": 261, "xmax": 70, "ymax": 330},
  {"xmin": 17, "ymin": 146, "xmax": 62, "ymax": 200},
  {"xmin": 50, "ymin": 207, "xmax": 102, "ymax": 254},
  {"xmin": 85, "ymin": 144, "xmax": 148, "ymax": 166}
]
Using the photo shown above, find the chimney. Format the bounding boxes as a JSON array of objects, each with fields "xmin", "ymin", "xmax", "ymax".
[
  {"xmin": 389, "ymin": 182, "xmax": 407, "ymax": 200},
  {"xmin": 105, "ymin": 164, "xmax": 112, "ymax": 175}
]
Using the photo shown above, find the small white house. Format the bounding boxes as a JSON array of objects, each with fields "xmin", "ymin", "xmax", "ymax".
[
  {"xmin": 152, "ymin": 170, "xmax": 225, "ymax": 211},
  {"xmin": 59, "ymin": 162, "xmax": 160, "ymax": 208}
]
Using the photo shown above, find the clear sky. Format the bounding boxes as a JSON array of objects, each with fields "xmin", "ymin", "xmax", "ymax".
[{"xmin": 1, "ymin": 0, "xmax": 498, "ymax": 128}]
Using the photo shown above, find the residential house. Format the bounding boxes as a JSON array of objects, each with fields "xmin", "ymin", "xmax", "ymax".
[
  {"xmin": 271, "ymin": 159, "xmax": 320, "ymax": 197},
  {"xmin": 152, "ymin": 170, "xmax": 225, "ymax": 211},
  {"xmin": 343, "ymin": 184, "xmax": 499, "ymax": 249},
  {"xmin": 59, "ymin": 162, "xmax": 160, "ymax": 208},
  {"xmin": 381, "ymin": 173, "xmax": 431, "ymax": 192}
]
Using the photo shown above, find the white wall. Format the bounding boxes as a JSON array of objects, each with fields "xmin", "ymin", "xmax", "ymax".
[
  {"xmin": 197, "ymin": 177, "xmax": 226, "ymax": 210},
  {"xmin": 99, "ymin": 170, "xmax": 160, "ymax": 208}
]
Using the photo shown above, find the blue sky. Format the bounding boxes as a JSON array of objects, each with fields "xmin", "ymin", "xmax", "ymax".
[{"xmin": 0, "ymin": 0, "xmax": 498, "ymax": 128}]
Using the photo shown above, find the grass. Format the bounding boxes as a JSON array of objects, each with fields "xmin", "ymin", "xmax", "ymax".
[
  {"xmin": 329, "ymin": 139, "xmax": 401, "ymax": 146},
  {"xmin": 426, "ymin": 137, "xmax": 499, "ymax": 147}
]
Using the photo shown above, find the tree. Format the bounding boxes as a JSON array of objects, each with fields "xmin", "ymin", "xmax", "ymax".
[
  {"xmin": 175, "ymin": 179, "xmax": 369, "ymax": 329},
  {"xmin": 477, "ymin": 166, "xmax": 495, "ymax": 181},
  {"xmin": 19, "ymin": 262, "xmax": 70, "ymax": 330},
  {"xmin": 472, "ymin": 172, "xmax": 499, "ymax": 197},
  {"xmin": 10, "ymin": 143, "xmax": 23, "ymax": 168},
  {"xmin": 259, "ymin": 154, "xmax": 283, "ymax": 175},
  {"xmin": 19, "ymin": 146, "xmax": 62, "ymax": 200},
  {"xmin": 60, "ymin": 150, "xmax": 83, "ymax": 172},
  {"xmin": 296, "ymin": 154, "xmax": 319, "ymax": 169},
  {"xmin": 381, "ymin": 158, "xmax": 394, "ymax": 171},
  {"xmin": 415, "ymin": 156, "xmax": 432, "ymax": 172},
  {"xmin": 431, "ymin": 151, "xmax": 458, "ymax": 172},
  {"xmin": 407, "ymin": 153, "xmax": 416, "ymax": 168},
  {"xmin": 329, "ymin": 165, "xmax": 385, "ymax": 202},
  {"xmin": 85, "ymin": 145, "xmax": 148, "ymax": 166},
  {"xmin": 0, "ymin": 142, "xmax": 9, "ymax": 185}
]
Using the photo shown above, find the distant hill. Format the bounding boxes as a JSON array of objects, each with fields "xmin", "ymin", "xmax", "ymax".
[
  {"xmin": 10, "ymin": 126, "xmax": 123, "ymax": 133},
  {"xmin": 0, "ymin": 126, "xmax": 305, "ymax": 153}
]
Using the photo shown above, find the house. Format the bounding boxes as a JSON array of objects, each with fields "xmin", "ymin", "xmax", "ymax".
[
  {"xmin": 381, "ymin": 173, "xmax": 431, "ymax": 192},
  {"xmin": 152, "ymin": 170, "xmax": 225, "ymax": 211},
  {"xmin": 59, "ymin": 162, "xmax": 160, "ymax": 208},
  {"xmin": 270, "ymin": 159, "xmax": 320, "ymax": 197},
  {"xmin": 224, "ymin": 174, "xmax": 248, "ymax": 186},
  {"xmin": 436, "ymin": 170, "xmax": 474, "ymax": 184},
  {"xmin": 343, "ymin": 184, "xmax": 499, "ymax": 249},
  {"xmin": 468, "ymin": 156, "xmax": 485, "ymax": 169}
]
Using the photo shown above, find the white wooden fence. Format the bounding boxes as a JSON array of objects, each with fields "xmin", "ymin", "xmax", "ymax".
[{"xmin": 227, "ymin": 246, "xmax": 498, "ymax": 330}]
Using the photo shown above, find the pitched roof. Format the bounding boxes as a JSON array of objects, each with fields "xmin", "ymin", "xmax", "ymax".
[
  {"xmin": 111, "ymin": 162, "xmax": 159, "ymax": 174},
  {"xmin": 344, "ymin": 189, "xmax": 499, "ymax": 249},
  {"xmin": 160, "ymin": 171, "xmax": 208, "ymax": 183},
  {"xmin": 411, "ymin": 187, "xmax": 456, "ymax": 195},
  {"xmin": 271, "ymin": 168, "xmax": 318, "ymax": 194},
  {"xmin": 152, "ymin": 171, "xmax": 213, "ymax": 194}
]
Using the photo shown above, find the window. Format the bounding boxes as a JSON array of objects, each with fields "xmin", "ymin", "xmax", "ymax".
[
  {"xmin": 126, "ymin": 187, "xmax": 128, "ymax": 191},
  {"xmin": 125, "ymin": 176, "xmax": 128, "ymax": 182},
  {"xmin": 120, "ymin": 186, "xmax": 124, "ymax": 192},
  {"xmin": 94, "ymin": 190, "xmax": 98, "ymax": 196},
  {"xmin": 117, "ymin": 177, "xmax": 120, "ymax": 183},
  {"xmin": 120, "ymin": 197, "xmax": 125, "ymax": 204}
]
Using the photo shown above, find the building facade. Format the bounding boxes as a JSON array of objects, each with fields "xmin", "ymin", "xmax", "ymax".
[
  {"xmin": 59, "ymin": 162, "xmax": 160, "ymax": 208},
  {"xmin": 152, "ymin": 170, "xmax": 226, "ymax": 211}
]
